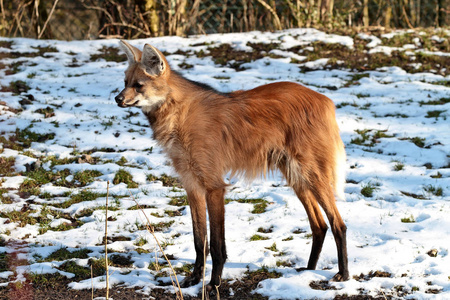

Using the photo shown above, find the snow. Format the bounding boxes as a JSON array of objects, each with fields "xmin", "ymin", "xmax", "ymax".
[{"xmin": 1, "ymin": 28, "xmax": 450, "ymax": 299}]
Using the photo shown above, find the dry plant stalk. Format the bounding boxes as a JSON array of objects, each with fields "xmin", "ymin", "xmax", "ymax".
[
  {"xmin": 91, "ymin": 264, "xmax": 94, "ymax": 300},
  {"xmin": 105, "ymin": 181, "xmax": 110, "ymax": 299},
  {"xmin": 201, "ymin": 236, "xmax": 207, "ymax": 300},
  {"xmin": 128, "ymin": 190, "xmax": 184, "ymax": 300}
]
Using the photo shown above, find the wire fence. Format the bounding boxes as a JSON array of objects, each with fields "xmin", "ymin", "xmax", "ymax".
[{"xmin": 0, "ymin": 0, "xmax": 449, "ymax": 40}]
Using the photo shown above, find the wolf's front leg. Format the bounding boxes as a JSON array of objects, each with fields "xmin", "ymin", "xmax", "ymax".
[{"xmin": 180, "ymin": 189, "xmax": 208, "ymax": 288}]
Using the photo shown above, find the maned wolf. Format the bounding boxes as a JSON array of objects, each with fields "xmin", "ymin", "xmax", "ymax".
[{"xmin": 115, "ymin": 40, "xmax": 349, "ymax": 295}]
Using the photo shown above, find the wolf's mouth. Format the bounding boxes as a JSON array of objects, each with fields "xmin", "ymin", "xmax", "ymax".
[{"xmin": 117, "ymin": 100, "xmax": 139, "ymax": 108}]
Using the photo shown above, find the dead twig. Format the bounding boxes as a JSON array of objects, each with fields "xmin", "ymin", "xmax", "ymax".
[
  {"xmin": 128, "ymin": 190, "xmax": 183, "ymax": 300},
  {"xmin": 105, "ymin": 181, "xmax": 110, "ymax": 299},
  {"xmin": 37, "ymin": 0, "xmax": 59, "ymax": 39},
  {"xmin": 256, "ymin": 0, "xmax": 282, "ymax": 30}
]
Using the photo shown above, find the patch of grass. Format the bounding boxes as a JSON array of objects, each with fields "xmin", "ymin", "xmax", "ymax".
[
  {"xmin": 34, "ymin": 106, "xmax": 55, "ymax": 118},
  {"xmin": 151, "ymin": 220, "xmax": 175, "ymax": 232},
  {"xmin": 31, "ymin": 45, "xmax": 58, "ymax": 54},
  {"xmin": 24, "ymin": 168, "xmax": 56, "ymax": 185},
  {"xmin": 73, "ymin": 169, "xmax": 103, "ymax": 186},
  {"xmin": 53, "ymin": 220, "xmax": 84, "ymax": 231},
  {"xmin": 400, "ymin": 191, "xmax": 427, "ymax": 200},
  {"xmin": 250, "ymin": 234, "xmax": 269, "ymax": 241},
  {"xmin": 90, "ymin": 46, "xmax": 126, "ymax": 62},
  {"xmin": 28, "ymin": 272, "xmax": 66, "ymax": 288},
  {"xmin": 393, "ymin": 162, "xmax": 405, "ymax": 171},
  {"xmin": 336, "ymin": 101, "xmax": 358, "ymax": 108},
  {"xmin": 0, "ymin": 157, "xmax": 16, "ymax": 176},
  {"xmin": 54, "ymin": 189, "xmax": 104, "ymax": 209},
  {"xmin": 282, "ymin": 236, "xmax": 293, "ymax": 241},
  {"xmin": 16, "ymin": 127, "xmax": 55, "ymax": 148},
  {"xmin": 400, "ymin": 136, "xmax": 426, "ymax": 148},
  {"xmin": 0, "ymin": 208, "xmax": 38, "ymax": 228},
  {"xmin": 425, "ymin": 110, "xmax": 446, "ymax": 120},
  {"xmin": 1, "ymin": 80, "xmax": 30, "ymax": 94},
  {"xmin": 168, "ymin": 195, "xmax": 188, "ymax": 206},
  {"xmin": 134, "ymin": 237, "xmax": 148, "ymax": 247},
  {"xmin": 88, "ymin": 257, "xmax": 106, "ymax": 276},
  {"xmin": 423, "ymin": 185, "xmax": 443, "ymax": 196},
  {"xmin": 226, "ymin": 198, "xmax": 269, "ymax": 214},
  {"xmin": 276, "ymin": 260, "xmax": 293, "ymax": 267},
  {"xmin": 351, "ymin": 129, "xmax": 394, "ymax": 147},
  {"xmin": 361, "ymin": 182, "xmax": 379, "ymax": 198},
  {"xmin": 109, "ymin": 254, "xmax": 133, "ymax": 267},
  {"xmin": 178, "ymin": 62, "xmax": 193, "ymax": 69},
  {"xmin": 419, "ymin": 97, "xmax": 450, "ymax": 106},
  {"xmin": 0, "ymin": 252, "xmax": 7, "ymax": 272},
  {"xmin": 18, "ymin": 179, "xmax": 41, "ymax": 197},
  {"xmin": 0, "ymin": 188, "xmax": 13, "ymax": 204},
  {"xmin": 113, "ymin": 169, "xmax": 138, "ymax": 188},
  {"xmin": 0, "ymin": 40, "xmax": 13, "ymax": 48},
  {"xmin": 58, "ymin": 260, "xmax": 91, "ymax": 280},
  {"xmin": 116, "ymin": 156, "xmax": 128, "ymax": 166},
  {"xmin": 213, "ymin": 75, "xmax": 231, "ymax": 80},
  {"xmin": 252, "ymin": 202, "xmax": 268, "ymax": 214},
  {"xmin": 158, "ymin": 173, "xmax": 181, "ymax": 187},
  {"xmin": 265, "ymin": 242, "xmax": 278, "ymax": 252},
  {"xmin": 257, "ymin": 226, "xmax": 273, "ymax": 234},
  {"xmin": 165, "ymin": 209, "xmax": 183, "ymax": 217},
  {"xmin": 173, "ymin": 263, "xmax": 194, "ymax": 276},
  {"xmin": 430, "ymin": 172, "xmax": 442, "ymax": 179},
  {"xmin": 401, "ymin": 215, "xmax": 416, "ymax": 223},
  {"xmin": 127, "ymin": 204, "xmax": 157, "ymax": 210},
  {"xmin": 246, "ymin": 265, "xmax": 281, "ymax": 279},
  {"xmin": 353, "ymin": 270, "xmax": 392, "ymax": 281},
  {"xmin": 42, "ymin": 247, "xmax": 92, "ymax": 262}
]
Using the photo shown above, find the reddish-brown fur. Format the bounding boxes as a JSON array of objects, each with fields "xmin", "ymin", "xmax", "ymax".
[{"xmin": 116, "ymin": 41, "xmax": 349, "ymax": 294}]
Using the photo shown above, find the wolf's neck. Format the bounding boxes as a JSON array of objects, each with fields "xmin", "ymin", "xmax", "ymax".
[{"xmin": 141, "ymin": 71, "xmax": 221, "ymax": 145}]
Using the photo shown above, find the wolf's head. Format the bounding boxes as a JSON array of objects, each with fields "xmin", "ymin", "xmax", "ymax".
[{"xmin": 115, "ymin": 41, "xmax": 171, "ymax": 112}]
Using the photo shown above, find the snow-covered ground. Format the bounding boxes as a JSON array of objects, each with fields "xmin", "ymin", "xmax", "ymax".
[{"xmin": 0, "ymin": 28, "xmax": 449, "ymax": 299}]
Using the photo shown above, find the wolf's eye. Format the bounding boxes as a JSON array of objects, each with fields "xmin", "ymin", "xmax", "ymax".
[{"xmin": 133, "ymin": 82, "xmax": 144, "ymax": 90}]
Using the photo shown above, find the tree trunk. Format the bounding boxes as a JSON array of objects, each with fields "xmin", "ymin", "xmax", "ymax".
[
  {"xmin": 438, "ymin": 0, "xmax": 448, "ymax": 26},
  {"xmin": 320, "ymin": 0, "xmax": 334, "ymax": 23},
  {"xmin": 144, "ymin": 0, "xmax": 159, "ymax": 36},
  {"xmin": 384, "ymin": 0, "xmax": 392, "ymax": 28},
  {"xmin": 363, "ymin": 0, "xmax": 369, "ymax": 27}
]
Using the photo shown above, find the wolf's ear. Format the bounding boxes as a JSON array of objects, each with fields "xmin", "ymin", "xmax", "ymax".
[
  {"xmin": 119, "ymin": 40, "xmax": 142, "ymax": 64},
  {"xmin": 141, "ymin": 44, "xmax": 166, "ymax": 76}
]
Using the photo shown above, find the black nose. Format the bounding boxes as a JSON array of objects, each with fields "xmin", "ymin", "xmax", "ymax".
[{"xmin": 115, "ymin": 94, "xmax": 124, "ymax": 103}]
